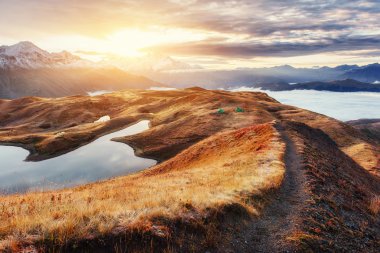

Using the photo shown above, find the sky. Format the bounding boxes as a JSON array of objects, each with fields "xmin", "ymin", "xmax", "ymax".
[{"xmin": 0, "ymin": 0, "xmax": 379, "ymax": 69}]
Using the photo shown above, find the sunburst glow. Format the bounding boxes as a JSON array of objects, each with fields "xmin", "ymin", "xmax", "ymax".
[{"xmin": 0, "ymin": 0, "xmax": 379, "ymax": 67}]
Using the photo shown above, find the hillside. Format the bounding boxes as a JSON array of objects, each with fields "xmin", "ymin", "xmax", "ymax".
[
  {"xmin": 292, "ymin": 79, "xmax": 380, "ymax": 92},
  {"xmin": 343, "ymin": 63, "xmax": 380, "ymax": 83},
  {"xmin": 141, "ymin": 63, "xmax": 380, "ymax": 89},
  {"xmin": 0, "ymin": 68, "xmax": 161, "ymax": 99},
  {"xmin": 347, "ymin": 119, "xmax": 380, "ymax": 143},
  {"xmin": 0, "ymin": 42, "xmax": 162, "ymax": 98},
  {"xmin": 0, "ymin": 89, "xmax": 379, "ymax": 252},
  {"xmin": 253, "ymin": 79, "xmax": 380, "ymax": 92}
]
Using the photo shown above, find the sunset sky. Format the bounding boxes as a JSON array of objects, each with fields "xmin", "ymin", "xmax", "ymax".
[{"xmin": 0, "ymin": 0, "xmax": 379, "ymax": 68}]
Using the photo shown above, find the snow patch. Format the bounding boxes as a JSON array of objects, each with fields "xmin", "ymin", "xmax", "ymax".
[
  {"xmin": 55, "ymin": 132, "xmax": 66, "ymax": 137},
  {"xmin": 94, "ymin": 116, "xmax": 111, "ymax": 123},
  {"xmin": 87, "ymin": 90, "xmax": 112, "ymax": 96},
  {"xmin": 0, "ymin": 41, "xmax": 94, "ymax": 69}
]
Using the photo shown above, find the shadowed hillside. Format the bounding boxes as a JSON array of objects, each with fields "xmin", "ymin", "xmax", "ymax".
[
  {"xmin": 347, "ymin": 119, "xmax": 380, "ymax": 143},
  {"xmin": 0, "ymin": 68, "xmax": 161, "ymax": 99}
]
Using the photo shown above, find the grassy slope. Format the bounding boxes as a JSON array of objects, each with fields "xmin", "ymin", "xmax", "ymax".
[
  {"xmin": 0, "ymin": 89, "xmax": 377, "ymax": 174},
  {"xmin": 285, "ymin": 121, "xmax": 380, "ymax": 252},
  {"xmin": 0, "ymin": 88, "xmax": 379, "ymax": 251},
  {"xmin": 0, "ymin": 123, "xmax": 285, "ymax": 252}
]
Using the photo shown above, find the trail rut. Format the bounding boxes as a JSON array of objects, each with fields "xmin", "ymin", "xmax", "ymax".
[{"xmin": 224, "ymin": 123, "xmax": 308, "ymax": 252}]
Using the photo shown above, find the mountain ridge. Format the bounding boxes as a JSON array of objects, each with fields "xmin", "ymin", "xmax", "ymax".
[
  {"xmin": 0, "ymin": 41, "xmax": 379, "ymax": 97},
  {"xmin": 144, "ymin": 63, "xmax": 380, "ymax": 88},
  {"xmin": 0, "ymin": 41, "xmax": 94, "ymax": 69},
  {"xmin": 253, "ymin": 79, "xmax": 380, "ymax": 92},
  {"xmin": 0, "ymin": 41, "xmax": 164, "ymax": 99}
]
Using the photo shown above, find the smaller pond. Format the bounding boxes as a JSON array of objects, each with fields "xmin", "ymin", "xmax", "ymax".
[{"xmin": 0, "ymin": 120, "xmax": 156, "ymax": 195}]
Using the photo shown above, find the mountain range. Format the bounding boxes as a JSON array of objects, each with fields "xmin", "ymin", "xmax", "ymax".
[
  {"xmin": 0, "ymin": 41, "xmax": 93, "ymax": 69},
  {"xmin": 145, "ymin": 64, "xmax": 380, "ymax": 89},
  {"xmin": 102, "ymin": 53, "xmax": 201, "ymax": 73},
  {"xmin": 0, "ymin": 41, "xmax": 380, "ymax": 98},
  {"xmin": 251, "ymin": 79, "xmax": 380, "ymax": 92},
  {"xmin": 0, "ymin": 42, "xmax": 161, "ymax": 98}
]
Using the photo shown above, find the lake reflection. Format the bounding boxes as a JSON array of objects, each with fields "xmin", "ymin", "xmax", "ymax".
[{"xmin": 0, "ymin": 120, "xmax": 156, "ymax": 194}]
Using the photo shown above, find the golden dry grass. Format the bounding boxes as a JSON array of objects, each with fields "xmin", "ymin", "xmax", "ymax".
[
  {"xmin": 275, "ymin": 104, "xmax": 380, "ymax": 174},
  {"xmin": 369, "ymin": 195, "xmax": 380, "ymax": 215},
  {"xmin": 342, "ymin": 143, "xmax": 379, "ymax": 175},
  {"xmin": 1, "ymin": 88, "xmax": 377, "ymax": 175},
  {"xmin": 0, "ymin": 123, "xmax": 285, "ymax": 250}
]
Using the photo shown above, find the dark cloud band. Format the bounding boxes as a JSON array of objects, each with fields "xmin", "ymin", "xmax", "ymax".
[
  {"xmin": 0, "ymin": 0, "xmax": 379, "ymax": 59},
  {"xmin": 144, "ymin": 35, "xmax": 380, "ymax": 58}
]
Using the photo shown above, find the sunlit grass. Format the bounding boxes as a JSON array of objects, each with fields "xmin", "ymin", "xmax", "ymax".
[
  {"xmin": 0, "ymin": 123, "xmax": 285, "ymax": 250},
  {"xmin": 369, "ymin": 195, "xmax": 380, "ymax": 215}
]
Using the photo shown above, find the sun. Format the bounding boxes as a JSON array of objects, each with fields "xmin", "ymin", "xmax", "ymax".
[
  {"xmin": 41, "ymin": 27, "xmax": 209, "ymax": 61},
  {"xmin": 105, "ymin": 27, "xmax": 206, "ymax": 57}
]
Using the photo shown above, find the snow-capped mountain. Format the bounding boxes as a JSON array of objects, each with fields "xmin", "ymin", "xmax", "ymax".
[
  {"xmin": 0, "ymin": 41, "xmax": 163, "ymax": 99},
  {"xmin": 103, "ymin": 53, "xmax": 202, "ymax": 73},
  {"xmin": 0, "ymin": 42, "xmax": 200, "ymax": 73},
  {"xmin": 0, "ymin": 41, "xmax": 93, "ymax": 69}
]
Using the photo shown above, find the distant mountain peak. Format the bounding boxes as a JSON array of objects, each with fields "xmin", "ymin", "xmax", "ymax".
[
  {"xmin": 16, "ymin": 41, "xmax": 35, "ymax": 46},
  {"xmin": 0, "ymin": 41, "xmax": 47, "ymax": 57},
  {"xmin": 0, "ymin": 41, "xmax": 92, "ymax": 69},
  {"xmin": 14, "ymin": 41, "xmax": 39, "ymax": 48},
  {"xmin": 103, "ymin": 53, "xmax": 202, "ymax": 73},
  {"xmin": 331, "ymin": 78, "xmax": 363, "ymax": 84},
  {"xmin": 274, "ymin": 64, "xmax": 295, "ymax": 70}
]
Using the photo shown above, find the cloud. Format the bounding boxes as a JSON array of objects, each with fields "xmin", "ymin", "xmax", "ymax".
[
  {"xmin": 144, "ymin": 35, "xmax": 380, "ymax": 58},
  {"xmin": 0, "ymin": 0, "xmax": 379, "ymax": 62}
]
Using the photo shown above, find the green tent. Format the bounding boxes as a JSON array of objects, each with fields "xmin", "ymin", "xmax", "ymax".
[
  {"xmin": 217, "ymin": 108, "xmax": 225, "ymax": 114},
  {"xmin": 236, "ymin": 107, "xmax": 244, "ymax": 112}
]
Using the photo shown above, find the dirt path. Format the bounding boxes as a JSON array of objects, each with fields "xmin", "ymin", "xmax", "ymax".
[{"xmin": 224, "ymin": 123, "xmax": 308, "ymax": 252}]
